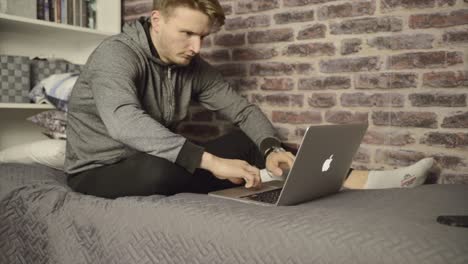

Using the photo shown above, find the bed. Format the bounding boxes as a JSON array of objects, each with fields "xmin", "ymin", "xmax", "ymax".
[{"xmin": 1, "ymin": 163, "xmax": 467, "ymax": 264}]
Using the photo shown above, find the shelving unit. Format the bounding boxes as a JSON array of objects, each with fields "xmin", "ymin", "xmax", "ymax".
[
  {"xmin": 0, "ymin": 1, "xmax": 121, "ymax": 150},
  {"xmin": 0, "ymin": 102, "xmax": 55, "ymax": 110}
]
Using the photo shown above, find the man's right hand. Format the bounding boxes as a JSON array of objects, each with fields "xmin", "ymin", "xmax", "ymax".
[{"xmin": 200, "ymin": 152, "xmax": 261, "ymax": 188}]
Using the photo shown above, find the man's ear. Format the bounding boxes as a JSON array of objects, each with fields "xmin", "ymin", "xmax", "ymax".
[{"xmin": 150, "ymin": 10, "xmax": 162, "ymax": 32}]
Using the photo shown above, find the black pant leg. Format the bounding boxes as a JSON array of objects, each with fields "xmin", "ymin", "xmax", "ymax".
[
  {"xmin": 67, "ymin": 130, "xmax": 264, "ymax": 198},
  {"xmin": 67, "ymin": 152, "xmax": 196, "ymax": 198}
]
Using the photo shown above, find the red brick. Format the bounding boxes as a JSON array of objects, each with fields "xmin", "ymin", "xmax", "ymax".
[
  {"xmin": 293, "ymin": 63, "xmax": 315, "ymax": 74},
  {"xmin": 353, "ymin": 147, "xmax": 371, "ymax": 163},
  {"xmin": 439, "ymin": 173, "xmax": 468, "ymax": 184},
  {"xmin": 272, "ymin": 111, "xmax": 322, "ymax": 124},
  {"xmin": 409, "ymin": 93, "xmax": 466, "ymax": 107},
  {"xmin": 320, "ymin": 56, "xmax": 381, "ymax": 73},
  {"xmin": 123, "ymin": 1, "xmax": 152, "ymax": 17},
  {"xmin": 443, "ymin": 29, "xmax": 468, "ymax": 44},
  {"xmin": 284, "ymin": 0, "xmax": 340, "ymax": 7},
  {"xmin": 325, "ymin": 110, "xmax": 368, "ymax": 124},
  {"xmin": 232, "ymin": 48, "xmax": 278, "ymax": 61},
  {"xmin": 372, "ymin": 111, "xmax": 438, "ymax": 128},
  {"xmin": 236, "ymin": 0, "xmax": 279, "ymax": 14},
  {"xmin": 368, "ymin": 34, "xmax": 434, "ymax": 50},
  {"xmin": 330, "ymin": 17, "xmax": 403, "ymax": 35},
  {"xmin": 214, "ymin": 33, "xmax": 245, "ymax": 46},
  {"xmin": 341, "ymin": 38, "xmax": 362, "ymax": 55},
  {"xmin": 252, "ymin": 94, "xmax": 304, "ymax": 107},
  {"xmin": 437, "ymin": 0, "xmax": 456, "ymax": 6},
  {"xmin": 299, "ymin": 76, "xmax": 351, "ymax": 90},
  {"xmin": 297, "ymin": 24, "xmax": 327, "ymax": 40},
  {"xmin": 441, "ymin": 111, "xmax": 468, "ymax": 128},
  {"xmin": 274, "ymin": 10, "xmax": 315, "ymax": 24},
  {"xmin": 200, "ymin": 50, "xmax": 230, "ymax": 62},
  {"xmin": 356, "ymin": 73, "xmax": 417, "ymax": 89},
  {"xmin": 363, "ymin": 130, "xmax": 416, "ymax": 146},
  {"xmin": 381, "ymin": 0, "xmax": 436, "ymax": 10},
  {"xmin": 421, "ymin": 132, "xmax": 468, "ymax": 148},
  {"xmin": 222, "ymin": 4, "xmax": 233, "ymax": 15},
  {"xmin": 375, "ymin": 149, "xmax": 425, "ymax": 167},
  {"xmin": 250, "ymin": 62, "xmax": 295, "ymax": 76},
  {"xmin": 341, "ymin": 93, "xmax": 405, "ymax": 107},
  {"xmin": 409, "ymin": 10, "xmax": 468, "ymax": 29},
  {"xmin": 178, "ymin": 124, "xmax": 221, "ymax": 141},
  {"xmin": 283, "ymin": 43, "xmax": 335, "ymax": 57},
  {"xmin": 202, "ymin": 37, "xmax": 212, "ymax": 48},
  {"xmin": 217, "ymin": 64, "xmax": 248, "ymax": 77},
  {"xmin": 261, "ymin": 78, "xmax": 295, "ymax": 91},
  {"xmin": 227, "ymin": 78, "xmax": 258, "ymax": 91},
  {"xmin": 308, "ymin": 93, "xmax": 337, "ymax": 108},
  {"xmin": 224, "ymin": 15, "xmax": 270, "ymax": 30},
  {"xmin": 423, "ymin": 71, "xmax": 468, "ymax": 88},
  {"xmin": 318, "ymin": 1, "xmax": 375, "ymax": 20},
  {"xmin": 248, "ymin": 28, "xmax": 294, "ymax": 44},
  {"xmin": 387, "ymin": 51, "xmax": 463, "ymax": 70},
  {"xmin": 433, "ymin": 154, "xmax": 467, "ymax": 170}
]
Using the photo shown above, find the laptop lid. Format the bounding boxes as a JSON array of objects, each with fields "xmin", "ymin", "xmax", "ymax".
[{"xmin": 276, "ymin": 123, "xmax": 368, "ymax": 206}]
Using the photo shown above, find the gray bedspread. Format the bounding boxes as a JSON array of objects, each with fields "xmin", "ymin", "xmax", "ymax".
[{"xmin": 1, "ymin": 163, "xmax": 467, "ymax": 264}]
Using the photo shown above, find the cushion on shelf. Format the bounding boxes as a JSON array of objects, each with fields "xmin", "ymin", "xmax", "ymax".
[{"xmin": 27, "ymin": 110, "xmax": 67, "ymax": 139}]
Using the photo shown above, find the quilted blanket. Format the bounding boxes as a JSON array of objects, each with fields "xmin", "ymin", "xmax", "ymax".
[{"xmin": 1, "ymin": 163, "xmax": 467, "ymax": 264}]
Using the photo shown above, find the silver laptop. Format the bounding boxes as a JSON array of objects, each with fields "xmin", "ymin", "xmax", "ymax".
[{"xmin": 208, "ymin": 123, "xmax": 368, "ymax": 206}]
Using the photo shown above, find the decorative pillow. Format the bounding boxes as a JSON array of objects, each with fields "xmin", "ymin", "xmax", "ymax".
[
  {"xmin": 27, "ymin": 110, "xmax": 67, "ymax": 136},
  {"xmin": 0, "ymin": 139, "xmax": 66, "ymax": 170},
  {"xmin": 29, "ymin": 72, "xmax": 78, "ymax": 112}
]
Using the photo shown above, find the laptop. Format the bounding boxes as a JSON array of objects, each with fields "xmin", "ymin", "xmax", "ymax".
[{"xmin": 208, "ymin": 123, "xmax": 368, "ymax": 206}]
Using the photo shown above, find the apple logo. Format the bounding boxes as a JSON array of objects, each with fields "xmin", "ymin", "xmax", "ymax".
[{"xmin": 322, "ymin": 154, "xmax": 334, "ymax": 172}]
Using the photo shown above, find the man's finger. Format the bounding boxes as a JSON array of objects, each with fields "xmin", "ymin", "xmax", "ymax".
[{"xmin": 244, "ymin": 173, "xmax": 254, "ymax": 188}]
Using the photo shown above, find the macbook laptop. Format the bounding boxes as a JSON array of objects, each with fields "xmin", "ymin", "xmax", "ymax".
[{"xmin": 208, "ymin": 123, "xmax": 368, "ymax": 206}]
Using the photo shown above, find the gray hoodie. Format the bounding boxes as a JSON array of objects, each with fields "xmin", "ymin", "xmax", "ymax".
[{"xmin": 65, "ymin": 18, "xmax": 280, "ymax": 174}]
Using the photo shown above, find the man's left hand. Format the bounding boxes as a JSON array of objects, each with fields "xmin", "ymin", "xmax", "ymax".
[{"xmin": 265, "ymin": 150, "xmax": 295, "ymax": 178}]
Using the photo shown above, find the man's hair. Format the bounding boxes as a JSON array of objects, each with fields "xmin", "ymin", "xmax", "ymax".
[{"xmin": 153, "ymin": 0, "xmax": 225, "ymax": 27}]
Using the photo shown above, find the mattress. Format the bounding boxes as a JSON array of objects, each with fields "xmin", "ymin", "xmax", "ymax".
[{"xmin": 1, "ymin": 163, "xmax": 467, "ymax": 264}]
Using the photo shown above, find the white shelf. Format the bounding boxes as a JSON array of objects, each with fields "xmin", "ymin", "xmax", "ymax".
[
  {"xmin": 0, "ymin": 103, "xmax": 55, "ymax": 110},
  {"xmin": 0, "ymin": 13, "xmax": 115, "ymax": 38}
]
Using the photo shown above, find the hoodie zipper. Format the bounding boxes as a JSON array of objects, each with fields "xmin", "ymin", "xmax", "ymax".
[{"xmin": 166, "ymin": 67, "xmax": 174, "ymax": 123}]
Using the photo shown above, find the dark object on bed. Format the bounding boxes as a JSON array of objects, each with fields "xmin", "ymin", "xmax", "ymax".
[
  {"xmin": 437, "ymin": 215, "xmax": 468, "ymax": 228},
  {"xmin": 1, "ymin": 163, "xmax": 467, "ymax": 264}
]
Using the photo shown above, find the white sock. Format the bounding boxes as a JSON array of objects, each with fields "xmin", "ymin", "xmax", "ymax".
[
  {"xmin": 364, "ymin": 158, "xmax": 434, "ymax": 189},
  {"xmin": 260, "ymin": 169, "xmax": 287, "ymax": 183}
]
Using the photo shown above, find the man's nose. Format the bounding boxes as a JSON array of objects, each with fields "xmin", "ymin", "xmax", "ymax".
[{"xmin": 190, "ymin": 37, "xmax": 201, "ymax": 54}]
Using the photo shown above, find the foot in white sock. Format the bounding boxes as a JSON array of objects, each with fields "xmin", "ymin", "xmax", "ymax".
[{"xmin": 364, "ymin": 157, "xmax": 434, "ymax": 189}]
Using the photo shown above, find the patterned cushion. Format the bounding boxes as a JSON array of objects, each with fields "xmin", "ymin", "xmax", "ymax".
[{"xmin": 30, "ymin": 58, "xmax": 69, "ymax": 88}]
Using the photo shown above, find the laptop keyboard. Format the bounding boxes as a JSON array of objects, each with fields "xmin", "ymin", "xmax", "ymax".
[{"xmin": 242, "ymin": 189, "xmax": 282, "ymax": 204}]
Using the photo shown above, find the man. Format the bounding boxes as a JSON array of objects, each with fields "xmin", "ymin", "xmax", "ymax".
[{"xmin": 66, "ymin": 0, "xmax": 433, "ymax": 198}]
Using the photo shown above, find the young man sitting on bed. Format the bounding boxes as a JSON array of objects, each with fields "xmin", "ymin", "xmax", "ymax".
[{"xmin": 65, "ymin": 0, "xmax": 434, "ymax": 199}]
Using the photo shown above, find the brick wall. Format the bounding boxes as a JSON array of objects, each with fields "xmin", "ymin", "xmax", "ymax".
[{"xmin": 123, "ymin": 0, "xmax": 468, "ymax": 183}]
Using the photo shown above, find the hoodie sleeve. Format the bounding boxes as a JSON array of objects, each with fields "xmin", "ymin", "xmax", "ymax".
[
  {"xmin": 192, "ymin": 58, "xmax": 281, "ymax": 156},
  {"xmin": 87, "ymin": 39, "xmax": 203, "ymax": 173}
]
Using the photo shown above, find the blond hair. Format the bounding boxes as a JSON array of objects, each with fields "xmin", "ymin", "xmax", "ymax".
[{"xmin": 153, "ymin": 0, "xmax": 225, "ymax": 27}]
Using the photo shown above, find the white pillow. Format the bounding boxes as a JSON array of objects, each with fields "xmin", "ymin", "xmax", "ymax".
[{"xmin": 0, "ymin": 139, "xmax": 66, "ymax": 170}]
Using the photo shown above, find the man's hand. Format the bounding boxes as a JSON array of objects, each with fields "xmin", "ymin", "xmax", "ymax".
[
  {"xmin": 200, "ymin": 152, "xmax": 261, "ymax": 188},
  {"xmin": 265, "ymin": 150, "xmax": 295, "ymax": 178}
]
